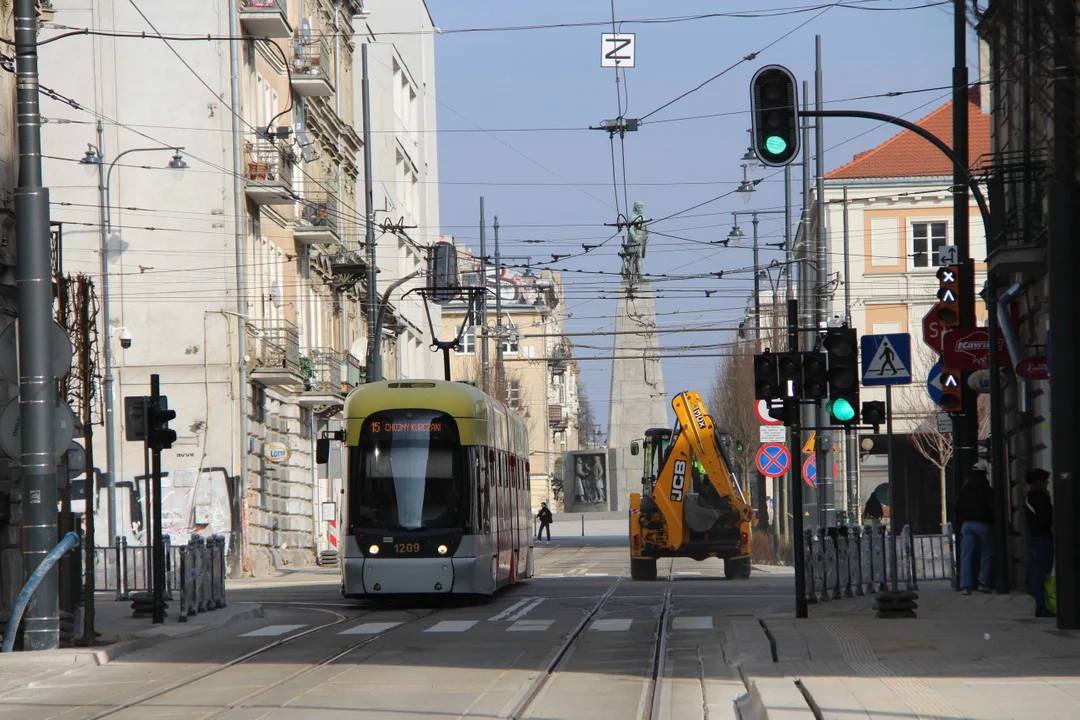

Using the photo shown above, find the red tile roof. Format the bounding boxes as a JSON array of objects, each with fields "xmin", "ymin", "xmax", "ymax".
[{"xmin": 825, "ymin": 91, "xmax": 990, "ymax": 180}]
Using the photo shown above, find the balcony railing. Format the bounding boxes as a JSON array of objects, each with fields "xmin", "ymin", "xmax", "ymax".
[
  {"xmin": 549, "ymin": 405, "xmax": 568, "ymax": 429},
  {"xmin": 247, "ymin": 319, "xmax": 302, "ymax": 386},
  {"xmin": 291, "ymin": 36, "xmax": 334, "ymax": 97},
  {"xmin": 294, "ymin": 192, "xmax": 342, "ymax": 247},
  {"xmin": 244, "ymin": 138, "xmax": 294, "ymax": 205},
  {"xmin": 302, "ymin": 348, "xmax": 344, "ymax": 396},
  {"xmin": 239, "ymin": 0, "xmax": 292, "ymax": 38}
]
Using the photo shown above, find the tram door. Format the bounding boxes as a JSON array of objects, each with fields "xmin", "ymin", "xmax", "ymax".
[{"xmin": 509, "ymin": 454, "xmax": 519, "ymax": 580}]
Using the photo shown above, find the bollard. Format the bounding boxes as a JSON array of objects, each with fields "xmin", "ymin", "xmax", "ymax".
[
  {"xmin": 804, "ymin": 530, "xmax": 817, "ymax": 605},
  {"xmin": 817, "ymin": 529, "xmax": 830, "ymax": 603},
  {"xmin": 877, "ymin": 525, "xmax": 888, "ymax": 592},
  {"xmin": 581, "ymin": 515, "xmax": 585, "ymax": 537},
  {"xmin": 114, "ymin": 537, "xmax": 123, "ymax": 601},
  {"xmin": 178, "ymin": 547, "xmax": 189, "ymax": 622},
  {"xmin": 217, "ymin": 537, "xmax": 228, "ymax": 608},
  {"xmin": 945, "ymin": 522, "xmax": 956, "ymax": 587},
  {"xmin": 905, "ymin": 525, "xmax": 919, "ymax": 591},
  {"xmin": 164, "ymin": 536, "xmax": 174, "ymax": 601}
]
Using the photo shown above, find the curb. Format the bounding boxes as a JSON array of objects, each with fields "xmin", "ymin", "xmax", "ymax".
[
  {"xmin": 736, "ymin": 678, "xmax": 817, "ymax": 720},
  {"xmin": 90, "ymin": 604, "xmax": 266, "ymax": 666}
]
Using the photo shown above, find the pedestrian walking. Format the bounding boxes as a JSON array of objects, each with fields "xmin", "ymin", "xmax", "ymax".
[
  {"xmin": 1024, "ymin": 468, "xmax": 1055, "ymax": 617},
  {"xmin": 536, "ymin": 502, "xmax": 553, "ymax": 543},
  {"xmin": 958, "ymin": 460, "xmax": 995, "ymax": 595}
]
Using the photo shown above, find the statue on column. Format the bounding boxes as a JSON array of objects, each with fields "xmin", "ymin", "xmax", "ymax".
[{"xmin": 620, "ymin": 200, "xmax": 648, "ymax": 284}]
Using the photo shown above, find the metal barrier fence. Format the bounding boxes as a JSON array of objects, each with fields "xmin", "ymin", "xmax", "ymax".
[
  {"xmin": 178, "ymin": 535, "xmax": 228, "ymax": 620},
  {"xmin": 802, "ymin": 523, "xmax": 955, "ymax": 604},
  {"xmin": 94, "ymin": 537, "xmax": 182, "ymax": 600}
]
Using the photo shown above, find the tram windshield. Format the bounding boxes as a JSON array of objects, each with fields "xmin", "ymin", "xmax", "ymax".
[{"xmin": 351, "ymin": 410, "xmax": 463, "ymax": 530}]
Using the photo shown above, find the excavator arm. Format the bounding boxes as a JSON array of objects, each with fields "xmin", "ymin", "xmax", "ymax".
[{"xmin": 640, "ymin": 391, "xmax": 754, "ymax": 552}]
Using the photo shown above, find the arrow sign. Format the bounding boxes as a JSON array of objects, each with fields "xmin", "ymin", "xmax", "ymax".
[
  {"xmin": 927, "ymin": 360, "xmax": 943, "ymax": 405},
  {"xmin": 756, "ymin": 443, "xmax": 791, "ymax": 476},
  {"xmin": 937, "ymin": 288, "xmax": 957, "ymax": 302},
  {"xmin": 943, "ymin": 372, "xmax": 960, "ymax": 388}
]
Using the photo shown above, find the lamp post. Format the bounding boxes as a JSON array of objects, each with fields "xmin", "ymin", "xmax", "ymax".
[
  {"xmin": 728, "ymin": 210, "xmax": 786, "ymax": 348},
  {"xmin": 80, "ymin": 126, "xmax": 187, "ymax": 544}
]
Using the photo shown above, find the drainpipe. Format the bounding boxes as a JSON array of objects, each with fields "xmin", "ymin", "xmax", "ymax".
[
  {"xmin": 227, "ymin": 0, "xmax": 249, "ymax": 578},
  {"xmin": 996, "ymin": 282, "xmax": 1025, "ymax": 411}
]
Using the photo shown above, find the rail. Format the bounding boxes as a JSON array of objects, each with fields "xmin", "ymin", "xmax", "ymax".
[
  {"xmin": 247, "ymin": 319, "xmax": 302, "ymax": 375},
  {"xmin": 95, "ymin": 537, "xmax": 182, "ymax": 600},
  {"xmin": 801, "ymin": 523, "xmax": 955, "ymax": 604}
]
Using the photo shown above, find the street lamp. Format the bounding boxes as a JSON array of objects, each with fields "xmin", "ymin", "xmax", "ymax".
[
  {"xmin": 83, "ymin": 121, "xmax": 187, "ymax": 544},
  {"xmin": 727, "ymin": 223, "xmax": 745, "ymax": 242}
]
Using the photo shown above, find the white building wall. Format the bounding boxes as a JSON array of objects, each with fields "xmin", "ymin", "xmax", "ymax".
[{"xmin": 358, "ymin": 0, "xmax": 441, "ymax": 379}]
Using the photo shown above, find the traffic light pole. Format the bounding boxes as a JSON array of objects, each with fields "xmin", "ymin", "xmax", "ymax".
[
  {"xmin": 150, "ymin": 375, "xmax": 165, "ymax": 625},
  {"xmin": 787, "ymin": 298, "xmax": 808, "ymax": 620}
]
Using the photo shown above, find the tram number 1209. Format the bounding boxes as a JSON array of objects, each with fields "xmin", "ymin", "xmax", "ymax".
[{"xmin": 395, "ymin": 543, "xmax": 421, "ymax": 554}]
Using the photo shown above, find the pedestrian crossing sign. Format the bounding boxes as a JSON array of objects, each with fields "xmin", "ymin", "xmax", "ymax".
[{"xmin": 860, "ymin": 333, "xmax": 913, "ymax": 387}]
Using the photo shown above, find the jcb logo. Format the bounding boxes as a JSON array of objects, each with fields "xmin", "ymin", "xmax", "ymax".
[
  {"xmin": 692, "ymin": 406, "xmax": 707, "ymax": 429},
  {"xmin": 670, "ymin": 460, "xmax": 687, "ymax": 502}
]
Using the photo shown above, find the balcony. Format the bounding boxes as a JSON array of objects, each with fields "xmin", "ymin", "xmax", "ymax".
[
  {"xmin": 248, "ymin": 320, "xmax": 305, "ymax": 390},
  {"xmin": 244, "ymin": 138, "xmax": 294, "ymax": 206},
  {"xmin": 549, "ymin": 405, "xmax": 568, "ymax": 430},
  {"xmin": 291, "ymin": 37, "xmax": 334, "ymax": 97},
  {"xmin": 239, "ymin": 0, "xmax": 292, "ymax": 38},
  {"xmin": 298, "ymin": 348, "xmax": 346, "ymax": 407},
  {"xmin": 294, "ymin": 193, "xmax": 342, "ymax": 247}
]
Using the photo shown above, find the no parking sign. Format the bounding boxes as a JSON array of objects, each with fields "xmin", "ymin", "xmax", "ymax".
[{"xmin": 756, "ymin": 443, "xmax": 790, "ymax": 476}]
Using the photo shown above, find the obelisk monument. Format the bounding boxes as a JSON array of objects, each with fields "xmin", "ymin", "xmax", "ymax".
[{"xmin": 607, "ymin": 201, "xmax": 668, "ymax": 511}]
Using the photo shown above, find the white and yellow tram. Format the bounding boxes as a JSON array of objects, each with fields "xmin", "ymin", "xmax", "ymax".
[{"xmin": 340, "ymin": 380, "xmax": 533, "ymax": 597}]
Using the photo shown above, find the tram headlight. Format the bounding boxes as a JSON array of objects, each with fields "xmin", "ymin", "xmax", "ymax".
[
  {"xmin": 437, "ymin": 544, "xmax": 449, "ymax": 556},
  {"xmin": 368, "ymin": 544, "xmax": 380, "ymax": 555}
]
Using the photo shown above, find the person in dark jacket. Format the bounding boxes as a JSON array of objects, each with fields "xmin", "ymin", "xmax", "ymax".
[
  {"xmin": 1024, "ymin": 468, "xmax": 1054, "ymax": 617},
  {"xmin": 958, "ymin": 461, "xmax": 995, "ymax": 594},
  {"xmin": 536, "ymin": 502, "xmax": 553, "ymax": 543},
  {"xmin": 863, "ymin": 493, "xmax": 884, "ymax": 522}
]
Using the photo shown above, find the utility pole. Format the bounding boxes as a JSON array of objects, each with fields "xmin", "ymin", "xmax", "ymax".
[
  {"xmin": 842, "ymin": 187, "xmax": 858, "ymax": 521},
  {"xmin": 951, "ymin": 0, "xmax": 977, "ymax": 527},
  {"xmin": 479, "ymin": 197, "xmax": 489, "ymax": 395},
  {"xmin": 93, "ymin": 121, "xmax": 118, "ymax": 547},
  {"xmin": 799, "ymin": 80, "xmax": 817, "ymax": 526},
  {"xmin": 494, "ymin": 215, "xmax": 504, "ymax": 399},
  {"xmin": 814, "ymin": 36, "xmax": 832, "ymax": 529},
  {"xmin": 14, "ymin": 0, "xmax": 61, "ymax": 651},
  {"xmin": 362, "ymin": 44, "xmax": 379, "ymax": 382},
  {"xmin": 1048, "ymin": 0, "xmax": 1080, "ymax": 629},
  {"xmin": 752, "ymin": 215, "xmax": 761, "ymax": 346}
]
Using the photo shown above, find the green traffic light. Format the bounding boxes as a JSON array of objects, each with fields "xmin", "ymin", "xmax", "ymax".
[
  {"xmin": 765, "ymin": 135, "xmax": 788, "ymax": 155},
  {"xmin": 828, "ymin": 398, "xmax": 855, "ymax": 422}
]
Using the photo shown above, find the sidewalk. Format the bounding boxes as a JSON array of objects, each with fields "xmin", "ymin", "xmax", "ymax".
[
  {"xmin": 732, "ymin": 581, "xmax": 1080, "ymax": 719},
  {"xmin": 0, "ymin": 588, "xmax": 263, "ymax": 694}
]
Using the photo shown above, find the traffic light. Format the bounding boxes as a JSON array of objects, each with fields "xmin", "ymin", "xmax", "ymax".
[
  {"xmin": 148, "ymin": 396, "xmax": 178, "ymax": 450},
  {"xmin": 749, "ymin": 65, "xmax": 800, "ymax": 167},
  {"xmin": 767, "ymin": 399, "xmax": 793, "ymax": 426},
  {"xmin": 936, "ymin": 265, "xmax": 959, "ymax": 327},
  {"xmin": 801, "ymin": 351, "xmax": 828, "ymax": 399},
  {"xmin": 754, "ymin": 352, "xmax": 780, "ymax": 400},
  {"xmin": 124, "ymin": 396, "xmax": 148, "ymax": 442},
  {"xmin": 861, "ymin": 400, "xmax": 886, "ymax": 433},
  {"xmin": 940, "ymin": 367, "xmax": 963, "ymax": 412},
  {"xmin": 823, "ymin": 327, "xmax": 860, "ymax": 425},
  {"xmin": 777, "ymin": 352, "xmax": 802, "ymax": 399}
]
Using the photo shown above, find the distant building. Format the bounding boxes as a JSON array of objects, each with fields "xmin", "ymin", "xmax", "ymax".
[{"xmin": 439, "ymin": 250, "xmax": 580, "ymax": 509}]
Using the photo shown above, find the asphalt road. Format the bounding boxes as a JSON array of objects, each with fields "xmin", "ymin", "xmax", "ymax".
[{"xmin": 0, "ymin": 545, "xmax": 796, "ymax": 720}]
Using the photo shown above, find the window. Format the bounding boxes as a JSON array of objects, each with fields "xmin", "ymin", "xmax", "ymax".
[
  {"xmin": 507, "ymin": 379, "xmax": 522, "ymax": 410},
  {"xmin": 455, "ymin": 326, "xmax": 476, "ymax": 355},
  {"xmin": 501, "ymin": 325, "xmax": 519, "ymax": 354},
  {"xmin": 912, "ymin": 222, "xmax": 947, "ymax": 268}
]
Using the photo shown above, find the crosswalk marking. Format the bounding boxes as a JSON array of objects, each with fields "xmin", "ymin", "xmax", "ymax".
[
  {"xmin": 591, "ymin": 618, "xmax": 634, "ymax": 632},
  {"xmin": 340, "ymin": 622, "xmax": 402, "ymax": 635},
  {"xmin": 239, "ymin": 624, "xmax": 305, "ymax": 638},
  {"xmin": 507, "ymin": 619, "xmax": 554, "ymax": 632},
  {"xmin": 672, "ymin": 616, "xmax": 712, "ymax": 630},
  {"xmin": 488, "ymin": 598, "xmax": 533, "ymax": 622},
  {"xmin": 424, "ymin": 620, "xmax": 479, "ymax": 633}
]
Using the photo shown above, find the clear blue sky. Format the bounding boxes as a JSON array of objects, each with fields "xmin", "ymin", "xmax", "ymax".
[{"xmin": 424, "ymin": 0, "xmax": 974, "ymax": 431}]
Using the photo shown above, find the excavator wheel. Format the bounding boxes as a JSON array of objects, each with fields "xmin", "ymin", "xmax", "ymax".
[
  {"xmin": 630, "ymin": 557, "xmax": 658, "ymax": 581},
  {"xmin": 724, "ymin": 557, "xmax": 752, "ymax": 580}
]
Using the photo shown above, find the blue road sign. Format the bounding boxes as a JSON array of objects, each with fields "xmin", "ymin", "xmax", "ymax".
[
  {"xmin": 927, "ymin": 360, "xmax": 943, "ymax": 405},
  {"xmin": 756, "ymin": 443, "xmax": 791, "ymax": 476},
  {"xmin": 861, "ymin": 333, "xmax": 913, "ymax": 387}
]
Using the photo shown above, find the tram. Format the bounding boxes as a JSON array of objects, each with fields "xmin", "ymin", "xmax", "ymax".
[{"xmin": 339, "ymin": 380, "xmax": 533, "ymax": 597}]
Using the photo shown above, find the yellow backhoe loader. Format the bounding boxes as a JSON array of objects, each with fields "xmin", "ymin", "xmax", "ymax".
[{"xmin": 628, "ymin": 391, "xmax": 754, "ymax": 580}]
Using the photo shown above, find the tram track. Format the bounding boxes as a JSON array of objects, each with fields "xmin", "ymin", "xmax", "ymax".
[
  {"xmin": 507, "ymin": 560, "xmax": 675, "ymax": 720},
  {"xmin": 78, "ymin": 603, "xmax": 443, "ymax": 720}
]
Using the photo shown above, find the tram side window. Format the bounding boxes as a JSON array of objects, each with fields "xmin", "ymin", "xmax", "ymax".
[{"xmin": 477, "ymin": 448, "xmax": 492, "ymax": 534}]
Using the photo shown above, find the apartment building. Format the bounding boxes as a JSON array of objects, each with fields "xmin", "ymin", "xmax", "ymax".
[
  {"xmin": 439, "ymin": 249, "xmax": 580, "ymax": 510},
  {"xmin": 816, "ymin": 92, "xmax": 991, "ymax": 530},
  {"xmin": 33, "ymin": 0, "xmax": 439, "ymax": 575}
]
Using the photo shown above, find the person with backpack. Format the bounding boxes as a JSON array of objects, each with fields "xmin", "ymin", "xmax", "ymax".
[{"xmin": 536, "ymin": 502, "xmax": 553, "ymax": 543}]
